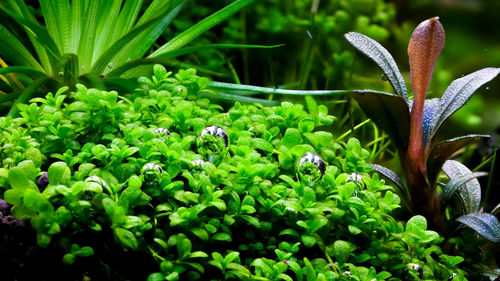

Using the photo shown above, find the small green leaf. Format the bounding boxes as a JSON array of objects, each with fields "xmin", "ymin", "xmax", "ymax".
[
  {"xmin": 212, "ymin": 232, "xmax": 232, "ymax": 242},
  {"xmin": 301, "ymin": 234, "xmax": 316, "ymax": 248},
  {"xmin": 8, "ymin": 167, "xmax": 37, "ymax": 190},
  {"xmin": 348, "ymin": 225, "xmax": 362, "ymax": 235},
  {"xmin": 48, "ymin": 161, "xmax": 71, "ymax": 186},
  {"xmin": 115, "ymin": 227, "xmax": 139, "ymax": 250}
]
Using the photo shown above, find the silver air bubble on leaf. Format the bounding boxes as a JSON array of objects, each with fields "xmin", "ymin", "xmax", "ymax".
[
  {"xmin": 154, "ymin": 127, "xmax": 170, "ymax": 142},
  {"xmin": 141, "ymin": 163, "xmax": 163, "ymax": 185},
  {"xmin": 191, "ymin": 159, "xmax": 205, "ymax": 169},
  {"xmin": 345, "ymin": 173, "xmax": 366, "ymax": 188},
  {"xmin": 404, "ymin": 263, "xmax": 423, "ymax": 280},
  {"xmin": 297, "ymin": 152, "xmax": 326, "ymax": 184},
  {"xmin": 196, "ymin": 126, "xmax": 228, "ymax": 165}
]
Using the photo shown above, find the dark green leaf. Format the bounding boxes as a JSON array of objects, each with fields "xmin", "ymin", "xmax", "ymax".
[
  {"xmin": 351, "ymin": 90, "xmax": 410, "ymax": 150},
  {"xmin": 344, "ymin": 32, "xmax": 408, "ymax": 101},
  {"xmin": 427, "ymin": 134, "xmax": 490, "ymax": 185},
  {"xmin": 115, "ymin": 227, "xmax": 139, "ymax": 250},
  {"xmin": 457, "ymin": 213, "xmax": 500, "ymax": 243},
  {"xmin": 442, "ymin": 160, "xmax": 483, "ymax": 214},
  {"xmin": 431, "ymin": 68, "xmax": 500, "ymax": 138}
]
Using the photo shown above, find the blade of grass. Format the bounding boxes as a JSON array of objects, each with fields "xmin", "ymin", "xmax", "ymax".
[
  {"xmin": 69, "ymin": 0, "xmax": 84, "ymax": 54},
  {"xmin": 112, "ymin": 0, "xmax": 144, "ymax": 43},
  {"xmin": 0, "ymin": 23, "xmax": 44, "ymax": 70},
  {"xmin": 6, "ymin": 0, "xmax": 52, "ymax": 72},
  {"xmin": 1, "ymin": 8, "xmax": 61, "ymax": 66},
  {"xmin": 149, "ymin": 0, "xmax": 255, "ymax": 57},
  {"xmin": 92, "ymin": 1, "xmax": 185, "ymax": 74},
  {"xmin": 198, "ymin": 90, "xmax": 279, "ymax": 106},
  {"xmin": 208, "ymin": 81, "xmax": 351, "ymax": 96},
  {"xmin": 104, "ymin": 43, "xmax": 280, "ymax": 76},
  {"xmin": 0, "ymin": 66, "xmax": 47, "ymax": 77},
  {"xmin": 136, "ymin": 0, "xmax": 174, "ymax": 26},
  {"xmin": 154, "ymin": 43, "xmax": 283, "ymax": 59},
  {"xmin": 93, "ymin": 0, "xmax": 121, "ymax": 60},
  {"xmin": 40, "ymin": 0, "xmax": 71, "ymax": 53},
  {"xmin": 101, "ymin": 0, "xmax": 186, "ymax": 75},
  {"xmin": 77, "ymin": 0, "xmax": 99, "ymax": 73}
]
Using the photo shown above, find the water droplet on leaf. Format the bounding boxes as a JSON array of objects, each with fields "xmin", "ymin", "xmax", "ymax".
[
  {"xmin": 154, "ymin": 127, "xmax": 170, "ymax": 142},
  {"xmin": 404, "ymin": 263, "xmax": 423, "ymax": 280},
  {"xmin": 141, "ymin": 163, "xmax": 163, "ymax": 185},
  {"xmin": 297, "ymin": 152, "xmax": 325, "ymax": 184},
  {"xmin": 172, "ymin": 85, "xmax": 188, "ymax": 98},
  {"xmin": 196, "ymin": 126, "xmax": 228, "ymax": 164},
  {"xmin": 191, "ymin": 159, "xmax": 205, "ymax": 169},
  {"xmin": 107, "ymin": 63, "xmax": 114, "ymax": 68}
]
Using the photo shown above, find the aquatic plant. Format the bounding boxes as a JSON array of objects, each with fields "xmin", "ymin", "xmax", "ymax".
[{"xmin": 345, "ymin": 17, "xmax": 500, "ymax": 240}]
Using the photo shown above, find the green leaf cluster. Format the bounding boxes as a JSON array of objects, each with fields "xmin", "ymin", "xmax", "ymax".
[{"xmin": 0, "ymin": 65, "xmax": 463, "ymax": 280}]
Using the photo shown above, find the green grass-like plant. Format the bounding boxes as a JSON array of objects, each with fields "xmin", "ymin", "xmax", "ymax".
[{"xmin": 0, "ymin": 0, "xmax": 270, "ymax": 116}]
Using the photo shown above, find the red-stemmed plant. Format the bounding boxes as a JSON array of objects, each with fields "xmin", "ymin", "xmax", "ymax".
[{"xmin": 345, "ymin": 17, "xmax": 500, "ymax": 241}]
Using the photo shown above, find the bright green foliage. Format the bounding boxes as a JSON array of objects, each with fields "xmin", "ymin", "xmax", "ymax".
[
  {"xmin": 0, "ymin": 65, "xmax": 463, "ymax": 280},
  {"xmin": 0, "ymin": 0, "xmax": 257, "ymax": 115}
]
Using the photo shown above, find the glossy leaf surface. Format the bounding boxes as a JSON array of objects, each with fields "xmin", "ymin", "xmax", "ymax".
[
  {"xmin": 457, "ymin": 212, "xmax": 500, "ymax": 243},
  {"xmin": 442, "ymin": 160, "xmax": 482, "ymax": 214},
  {"xmin": 351, "ymin": 90, "xmax": 410, "ymax": 150},
  {"xmin": 427, "ymin": 134, "xmax": 490, "ymax": 185},
  {"xmin": 431, "ymin": 68, "xmax": 500, "ymax": 138},
  {"xmin": 344, "ymin": 32, "xmax": 408, "ymax": 101}
]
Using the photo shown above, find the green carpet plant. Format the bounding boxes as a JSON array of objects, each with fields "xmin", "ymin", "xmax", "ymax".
[{"xmin": 0, "ymin": 65, "xmax": 466, "ymax": 280}]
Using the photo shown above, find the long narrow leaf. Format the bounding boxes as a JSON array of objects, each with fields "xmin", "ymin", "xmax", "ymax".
[
  {"xmin": 0, "ymin": 66, "xmax": 47, "ymax": 77},
  {"xmin": 69, "ymin": 0, "xmax": 84, "ymax": 54},
  {"xmin": 101, "ymin": 0, "xmax": 186, "ymax": 75},
  {"xmin": 198, "ymin": 91, "xmax": 279, "ymax": 106},
  {"xmin": 77, "ymin": 0, "xmax": 99, "ymax": 73},
  {"xmin": 457, "ymin": 213, "xmax": 500, "ymax": 243},
  {"xmin": 442, "ymin": 160, "xmax": 483, "ymax": 214},
  {"xmin": 0, "ymin": 23, "xmax": 44, "ymax": 70},
  {"xmin": 5, "ymin": 0, "xmax": 52, "ymax": 72},
  {"xmin": 431, "ymin": 68, "xmax": 500, "ymax": 139},
  {"xmin": 427, "ymin": 134, "xmax": 490, "ymax": 185},
  {"xmin": 351, "ymin": 90, "xmax": 410, "ymax": 151},
  {"xmin": 40, "ymin": 0, "xmax": 71, "ymax": 53},
  {"xmin": 208, "ymin": 81, "xmax": 351, "ymax": 96},
  {"xmin": 112, "ymin": 0, "xmax": 144, "ymax": 43},
  {"xmin": 154, "ymin": 43, "xmax": 283, "ymax": 59},
  {"xmin": 93, "ymin": 0, "xmax": 122, "ymax": 59},
  {"xmin": 2, "ymin": 8, "xmax": 61, "ymax": 67},
  {"xmin": 150, "ymin": 0, "xmax": 254, "ymax": 57},
  {"xmin": 136, "ymin": 0, "xmax": 174, "ymax": 26},
  {"xmin": 344, "ymin": 32, "xmax": 408, "ymax": 101}
]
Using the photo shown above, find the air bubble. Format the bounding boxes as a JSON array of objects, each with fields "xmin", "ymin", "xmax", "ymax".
[
  {"xmin": 154, "ymin": 127, "xmax": 170, "ymax": 142},
  {"xmin": 196, "ymin": 126, "xmax": 228, "ymax": 165},
  {"xmin": 297, "ymin": 152, "xmax": 325, "ymax": 184},
  {"xmin": 381, "ymin": 74, "xmax": 388, "ymax": 81},
  {"xmin": 141, "ymin": 163, "xmax": 163, "ymax": 185},
  {"xmin": 107, "ymin": 63, "xmax": 114, "ymax": 68},
  {"xmin": 404, "ymin": 263, "xmax": 423, "ymax": 280}
]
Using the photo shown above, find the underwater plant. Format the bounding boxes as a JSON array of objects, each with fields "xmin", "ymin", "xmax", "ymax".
[{"xmin": 345, "ymin": 17, "xmax": 500, "ymax": 240}]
